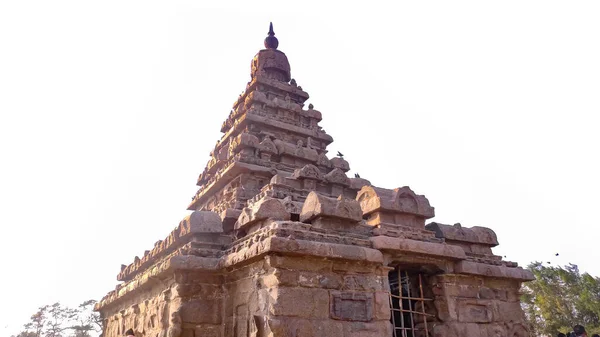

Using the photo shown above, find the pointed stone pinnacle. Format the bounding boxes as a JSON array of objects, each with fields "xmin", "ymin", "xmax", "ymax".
[{"xmin": 264, "ymin": 22, "xmax": 279, "ymax": 49}]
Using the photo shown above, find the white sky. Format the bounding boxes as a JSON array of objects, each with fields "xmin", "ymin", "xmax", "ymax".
[{"xmin": 1, "ymin": 0, "xmax": 599, "ymax": 334}]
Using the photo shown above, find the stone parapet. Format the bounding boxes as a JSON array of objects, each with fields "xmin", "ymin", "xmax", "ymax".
[{"xmin": 426, "ymin": 222, "xmax": 499, "ymax": 246}]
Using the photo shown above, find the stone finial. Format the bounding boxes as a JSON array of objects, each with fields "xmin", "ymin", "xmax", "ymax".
[
  {"xmin": 330, "ymin": 157, "xmax": 350, "ymax": 172},
  {"xmin": 180, "ymin": 211, "xmax": 223, "ymax": 235},
  {"xmin": 300, "ymin": 191, "xmax": 362, "ymax": 224},
  {"xmin": 264, "ymin": 22, "xmax": 279, "ymax": 49},
  {"xmin": 235, "ymin": 198, "xmax": 291, "ymax": 230},
  {"xmin": 357, "ymin": 186, "xmax": 434, "ymax": 218},
  {"xmin": 251, "ymin": 24, "xmax": 291, "ymax": 81},
  {"xmin": 356, "ymin": 186, "xmax": 434, "ymax": 229}
]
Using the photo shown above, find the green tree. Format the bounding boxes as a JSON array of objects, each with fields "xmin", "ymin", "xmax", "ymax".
[
  {"xmin": 44, "ymin": 302, "xmax": 77, "ymax": 337},
  {"xmin": 69, "ymin": 300, "xmax": 102, "ymax": 337},
  {"xmin": 522, "ymin": 262, "xmax": 600, "ymax": 336},
  {"xmin": 13, "ymin": 301, "xmax": 102, "ymax": 337},
  {"xmin": 19, "ymin": 305, "xmax": 48, "ymax": 337}
]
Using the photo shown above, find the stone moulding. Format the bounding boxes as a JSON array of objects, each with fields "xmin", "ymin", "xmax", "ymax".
[{"xmin": 370, "ymin": 236, "xmax": 466, "ymax": 260}]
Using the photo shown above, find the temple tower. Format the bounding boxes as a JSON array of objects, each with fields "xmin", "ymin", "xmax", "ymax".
[
  {"xmin": 187, "ymin": 23, "xmax": 362, "ymax": 234},
  {"xmin": 96, "ymin": 24, "xmax": 534, "ymax": 337}
]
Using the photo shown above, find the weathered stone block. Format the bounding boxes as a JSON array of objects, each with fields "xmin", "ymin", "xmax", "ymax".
[
  {"xmin": 457, "ymin": 300, "xmax": 493, "ymax": 323},
  {"xmin": 341, "ymin": 321, "xmax": 392, "ymax": 337},
  {"xmin": 494, "ymin": 301, "xmax": 526, "ymax": 322},
  {"xmin": 195, "ymin": 324, "xmax": 221, "ymax": 337},
  {"xmin": 180, "ymin": 299, "xmax": 221, "ymax": 325},
  {"xmin": 298, "ymin": 271, "xmax": 342, "ymax": 289},
  {"xmin": 434, "ymin": 297, "xmax": 458, "ymax": 322},
  {"xmin": 266, "ymin": 317, "xmax": 344, "ymax": 337},
  {"xmin": 342, "ymin": 274, "xmax": 385, "ymax": 291},
  {"xmin": 262, "ymin": 269, "xmax": 298, "ymax": 288},
  {"xmin": 181, "ymin": 211, "xmax": 223, "ymax": 234},
  {"xmin": 330, "ymin": 291, "xmax": 373, "ymax": 322},
  {"xmin": 268, "ymin": 287, "xmax": 329, "ymax": 318},
  {"xmin": 478, "ymin": 287, "xmax": 495, "ymax": 299},
  {"xmin": 373, "ymin": 292, "xmax": 391, "ymax": 320},
  {"xmin": 266, "ymin": 255, "xmax": 332, "ymax": 272}
]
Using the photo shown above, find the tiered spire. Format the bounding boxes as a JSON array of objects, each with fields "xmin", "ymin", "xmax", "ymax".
[{"xmin": 188, "ymin": 23, "xmax": 367, "ymax": 232}]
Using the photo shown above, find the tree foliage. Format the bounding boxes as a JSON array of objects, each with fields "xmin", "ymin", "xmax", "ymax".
[
  {"xmin": 11, "ymin": 300, "xmax": 102, "ymax": 337},
  {"xmin": 522, "ymin": 262, "xmax": 600, "ymax": 336}
]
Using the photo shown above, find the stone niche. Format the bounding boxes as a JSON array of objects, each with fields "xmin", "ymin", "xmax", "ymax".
[{"xmin": 95, "ymin": 25, "xmax": 534, "ymax": 337}]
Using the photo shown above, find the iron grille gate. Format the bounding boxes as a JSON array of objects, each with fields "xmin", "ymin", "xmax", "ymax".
[{"xmin": 388, "ymin": 268, "xmax": 434, "ymax": 337}]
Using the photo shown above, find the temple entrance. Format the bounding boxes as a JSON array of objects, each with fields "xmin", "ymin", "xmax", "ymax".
[{"xmin": 388, "ymin": 266, "xmax": 434, "ymax": 337}]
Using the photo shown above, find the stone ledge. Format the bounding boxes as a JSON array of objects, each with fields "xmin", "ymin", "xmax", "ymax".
[
  {"xmin": 221, "ymin": 236, "xmax": 384, "ymax": 268},
  {"xmin": 269, "ymin": 237, "xmax": 383, "ymax": 263},
  {"xmin": 454, "ymin": 260, "xmax": 535, "ymax": 281},
  {"xmin": 370, "ymin": 236, "xmax": 466, "ymax": 260}
]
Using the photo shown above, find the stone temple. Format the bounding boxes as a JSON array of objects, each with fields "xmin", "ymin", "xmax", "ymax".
[{"xmin": 95, "ymin": 23, "xmax": 535, "ymax": 337}]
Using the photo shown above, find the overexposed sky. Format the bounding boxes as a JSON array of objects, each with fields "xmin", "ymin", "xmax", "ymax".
[{"xmin": 1, "ymin": 0, "xmax": 599, "ymax": 334}]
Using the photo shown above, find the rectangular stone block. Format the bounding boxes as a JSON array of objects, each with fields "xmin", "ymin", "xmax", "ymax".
[
  {"xmin": 434, "ymin": 297, "xmax": 458, "ymax": 322},
  {"xmin": 494, "ymin": 301, "xmax": 526, "ymax": 322},
  {"xmin": 342, "ymin": 274, "xmax": 385, "ymax": 291},
  {"xmin": 195, "ymin": 324, "xmax": 222, "ymax": 337},
  {"xmin": 457, "ymin": 300, "xmax": 493, "ymax": 323},
  {"xmin": 373, "ymin": 292, "xmax": 391, "ymax": 320},
  {"xmin": 330, "ymin": 291, "xmax": 374, "ymax": 322},
  {"xmin": 180, "ymin": 299, "xmax": 221, "ymax": 324},
  {"xmin": 266, "ymin": 317, "xmax": 344, "ymax": 337},
  {"xmin": 298, "ymin": 271, "xmax": 342, "ymax": 289},
  {"xmin": 266, "ymin": 255, "xmax": 332, "ymax": 272},
  {"xmin": 262, "ymin": 269, "xmax": 298, "ymax": 287},
  {"xmin": 341, "ymin": 321, "xmax": 392, "ymax": 337},
  {"xmin": 269, "ymin": 287, "xmax": 329, "ymax": 318}
]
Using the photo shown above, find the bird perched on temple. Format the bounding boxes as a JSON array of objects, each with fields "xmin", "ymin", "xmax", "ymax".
[
  {"xmin": 308, "ymin": 103, "xmax": 314, "ymax": 110},
  {"xmin": 354, "ymin": 173, "xmax": 361, "ymax": 178},
  {"xmin": 337, "ymin": 151, "xmax": 344, "ymax": 158}
]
